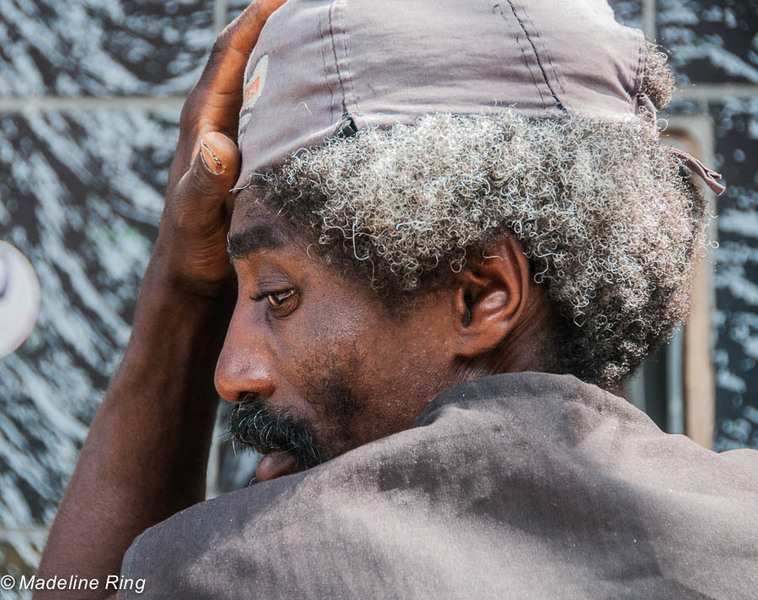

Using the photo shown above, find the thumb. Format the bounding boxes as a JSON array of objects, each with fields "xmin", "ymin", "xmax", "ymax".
[
  {"xmin": 170, "ymin": 131, "xmax": 241, "ymax": 231},
  {"xmin": 179, "ymin": 131, "xmax": 241, "ymax": 205},
  {"xmin": 196, "ymin": 131, "xmax": 241, "ymax": 193}
]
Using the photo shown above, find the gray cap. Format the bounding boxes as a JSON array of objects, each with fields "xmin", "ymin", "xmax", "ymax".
[{"xmin": 234, "ymin": 0, "xmax": 724, "ymax": 194}]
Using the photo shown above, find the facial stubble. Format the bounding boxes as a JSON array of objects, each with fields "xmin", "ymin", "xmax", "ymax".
[{"xmin": 227, "ymin": 344, "xmax": 364, "ymax": 479}]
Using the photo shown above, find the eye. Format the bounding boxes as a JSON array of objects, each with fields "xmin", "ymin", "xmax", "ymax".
[
  {"xmin": 266, "ymin": 289, "xmax": 295, "ymax": 308},
  {"xmin": 252, "ymin": 288, "xmax": 299, "ymax": 317}
]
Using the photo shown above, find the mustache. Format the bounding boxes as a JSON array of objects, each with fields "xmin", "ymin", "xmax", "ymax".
[{"xmin": 227, "ymin": 399, "xmax": 323, "ymax": 471}]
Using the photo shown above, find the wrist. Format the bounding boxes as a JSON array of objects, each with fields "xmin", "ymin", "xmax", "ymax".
[{"xmin": 120, "ymin": 249, "xmax": 235, "ymax": 388}]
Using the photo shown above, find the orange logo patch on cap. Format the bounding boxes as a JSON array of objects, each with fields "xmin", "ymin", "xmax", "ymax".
[{"xmin": 242, "ymin": 55, "xmax": 269, "ymax": 112}]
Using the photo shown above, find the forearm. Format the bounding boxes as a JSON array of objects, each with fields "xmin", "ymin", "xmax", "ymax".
[
  {"xmin": 35, "ymin": 4, "xmax": 285, "ymax": 594},
  {"xmin": 36, "ymin": 252, "xmax": 232, "ymax": 596}
]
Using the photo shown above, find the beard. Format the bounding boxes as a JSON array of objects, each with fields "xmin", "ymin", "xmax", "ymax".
[
  {"xmin": 228, "ymin": 386, "xmax": 363, "ymax": 475},
  {"xmin": 228, "ymin": 398, "xmax": 324, "ymax": 472},
  {"xmin": 227, "ymin": 343, "xmax": 365, "ymax": 479}
]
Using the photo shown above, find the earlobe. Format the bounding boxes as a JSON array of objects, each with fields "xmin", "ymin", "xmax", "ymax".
[{"xmin": 454, "ymin": 235, "xmax": 531, "ymax": 358}]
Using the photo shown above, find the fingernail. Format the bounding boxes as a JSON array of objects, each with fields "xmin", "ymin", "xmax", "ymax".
[{"xmin": 200, "ymin": 140, "xmax": 224, "ymax": 175}]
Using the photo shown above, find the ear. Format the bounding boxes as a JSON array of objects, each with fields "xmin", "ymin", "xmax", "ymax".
[{"xmin": 453, "ymin": 234, "xmax": 531, "ymax": 358}]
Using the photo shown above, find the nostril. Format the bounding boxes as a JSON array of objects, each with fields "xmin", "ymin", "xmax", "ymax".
[
  {"xmin": 214, "ymin": 370, "xmax": 241, "ymax": 404},
  {"xmin": 238, "ymin": 391, "xmax": 259, "ymax": 404}
]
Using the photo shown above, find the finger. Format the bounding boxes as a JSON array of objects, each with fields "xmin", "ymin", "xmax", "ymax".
[
  {"xmin": 185, "ymin": 0, "xmax": 288, "ymax": 138},
  {"xmin": 171, "ymin": 0, "xmax": 287, "ymax": 184},
  {"xmin": 172, "ymin": 132, "xmax": 241, "ymax": 226}
]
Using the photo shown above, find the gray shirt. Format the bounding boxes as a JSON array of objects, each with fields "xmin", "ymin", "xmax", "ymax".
[{"xmin": 121, "ymin": 372, "xmax": 758, "ymax": 599}]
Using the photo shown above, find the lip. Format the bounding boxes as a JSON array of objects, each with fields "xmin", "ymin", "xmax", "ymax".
[{"xmin": 255, "ymin": 450, "xmax": 298, "ymax": 482}]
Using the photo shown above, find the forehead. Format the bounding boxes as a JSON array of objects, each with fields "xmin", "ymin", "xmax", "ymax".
[
  {"xmin": 230, "ymin": 194, "xmax": 282, "ymax": 235},
  {"xmin": 228, "ymin": 194, "xmax": 307, "ymax": 258},
  {"xmin": 227, "ymin": 192, "xmax": 395, "ymax": 314}
]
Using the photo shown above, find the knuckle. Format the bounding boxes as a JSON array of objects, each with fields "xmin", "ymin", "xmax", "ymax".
[
  {"xmin": 209, "ymin": 28, "xmax": 232, "ymax": 61},
  {"xmin": 169, "ymin": 190, "xmax": 206, "ymax": 231},
  {"xmin": 171, "ymin": 206, "xmax": 195, "ymax": 232},
  {"xmin": 179, "ymin": 93, "xmax": 201, "ymax": 128},
  {"xmin": 177, "ymin": 168, "xmax": 218, "ymax": 205}
]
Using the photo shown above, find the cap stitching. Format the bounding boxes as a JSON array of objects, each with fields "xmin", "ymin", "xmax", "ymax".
[
  {"xmin": 493, "ymin": 3, "xmax": 548, "ymax": 109},
  {"xmin": 318, "ymin": 12, "xmax": 337, "ymax": 125},
  {"xmin": 327, "ymin": 0, "xmax": 349, "ymax": 117},
  {"xmin": 517, "ymin": 1, "xmax": 567, "ymax": 102},
  {"xmin": 632, "ymin": 32, "xmax": 645, "ymax": 110},
  {"xmin": 503, "ymin": 0, "xmax": 563, "ymax": 110},
  {"xmin": 336, "ymin": 0, "xmax": 361, "ymax": 119}
]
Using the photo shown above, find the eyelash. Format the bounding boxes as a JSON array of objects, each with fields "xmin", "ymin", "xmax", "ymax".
[{"xmin": 252, "ymin": 289, "xmax": 296, "ymax": 309}]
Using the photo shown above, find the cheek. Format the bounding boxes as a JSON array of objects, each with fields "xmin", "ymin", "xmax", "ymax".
[
  {"xmin": 269, "ymin": 286, "xmax": 453, "ymax": 441},
  {"xmin": 293, "ymin": 343, "xmax": 362, "ymax": 417},
  {"xmin": 287, "ymin": 338, "xmax": 370, "ymax": 455},
  {"xmin": 270, "ymin": 291, "xmax": 379, "ymax": 400},
  {"xmin": 357, "ymin": 318, "xmax": 457, "ymax": 411}
]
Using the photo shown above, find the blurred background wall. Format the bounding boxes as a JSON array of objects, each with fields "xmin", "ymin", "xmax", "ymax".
[{"xmin": 0, "ymin": 0, "xmax": 756, "ymax": 593}]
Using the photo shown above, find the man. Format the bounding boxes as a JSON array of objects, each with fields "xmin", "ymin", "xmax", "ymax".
[{"xmin": 37, "ymin": 0, "xmax": 757, "ymax": 598}]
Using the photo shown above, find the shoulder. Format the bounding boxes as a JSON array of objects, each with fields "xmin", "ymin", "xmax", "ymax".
[{"xmin": 122, "ymin": 373, "xmax": 758, "ymax": 599}]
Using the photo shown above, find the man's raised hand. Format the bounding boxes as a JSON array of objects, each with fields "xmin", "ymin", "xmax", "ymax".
[
  {"xmin": 34, "ymin": 6, "xmax": 289, "ymax": 596},
  {"xmin": 158, "ymin": 0, "xmax": 287, "ymax": 297}
]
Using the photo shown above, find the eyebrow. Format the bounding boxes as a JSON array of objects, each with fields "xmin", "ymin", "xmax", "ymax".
[{"xmin": 227, "ymin": 225, "xmax": 284, "ymax": 260}]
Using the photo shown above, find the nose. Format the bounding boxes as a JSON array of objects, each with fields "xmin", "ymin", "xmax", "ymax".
[{"xmin": 214, "ymin": 305, "xmax": 276, "ymax": 403}]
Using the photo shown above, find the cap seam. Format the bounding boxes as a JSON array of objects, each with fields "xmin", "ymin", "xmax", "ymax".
[
  {"xmin": 632, "ymin": 30, "xmax": 646, "ymax": 112},
  {"xmin": 515, "ymin": 1, "xmax": 567, "ymax": 107},
  {"xmin": 327, "ymin": 0, "xmax": 350, "ymax": 118},
  {"xmin": 331, "ymin": 0, "xmax": 361, "ymax": 121},
  {"xmin": 319, "ymin": 12, "xmax": 338, "ymax": 125},
  {"xmin": 494, "ymin": 3, "xmax": 548, "ymax": 109},
  {"xmin": 339, "ymin": 0, "xmax": 361, "ymax": 119},
  {"xmin": 503, "ymin": 0, "xmax": 563, "ymax": 111}
]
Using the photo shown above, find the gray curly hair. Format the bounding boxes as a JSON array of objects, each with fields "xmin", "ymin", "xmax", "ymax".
[{"xmin": 243, "ymin": 44, "xmax": 707, "ymax": 388}]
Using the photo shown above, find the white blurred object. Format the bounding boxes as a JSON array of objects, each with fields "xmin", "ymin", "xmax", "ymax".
[{"xmin": 0, "ymin": 241, "xmax": 41, "ymax": 358}]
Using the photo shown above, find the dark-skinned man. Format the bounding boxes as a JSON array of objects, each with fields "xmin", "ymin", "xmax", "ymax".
[{"xmin": 37, "ymin": 0, "xmax": 758, "ymax": 598}]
